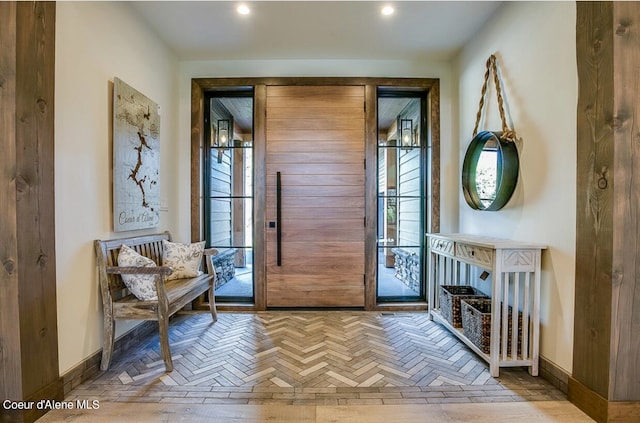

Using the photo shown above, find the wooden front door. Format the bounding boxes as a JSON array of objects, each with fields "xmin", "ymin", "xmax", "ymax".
[{"xmin": 266, "ymin": 86, "xmax": 365, "ymax": 307}]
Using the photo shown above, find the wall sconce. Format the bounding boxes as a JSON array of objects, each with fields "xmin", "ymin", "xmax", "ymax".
[
  {"xmin": 215, "ymin": 119, "xmax": 230, "ymax": 148},
  {"xmin": 214, "ymin": 119, "xmax": 231, "ymax": 163},
  {"xmin": 400, "ymin": 119, "xmax": 413, "ymax": 148}
]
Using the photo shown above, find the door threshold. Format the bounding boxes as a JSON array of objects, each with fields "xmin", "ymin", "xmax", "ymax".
[
  {"xmin": 268, "ymin": 306, "xmax": 365, "ymax": 311},
  {"xmin": 374, "ymin": 302, "xmax": 428, "ymax": 312}
]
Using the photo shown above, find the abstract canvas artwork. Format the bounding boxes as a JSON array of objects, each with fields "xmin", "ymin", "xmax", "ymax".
[{"xmin": 113, "ymin": 78, "xmax": 160, "ymax": 232}]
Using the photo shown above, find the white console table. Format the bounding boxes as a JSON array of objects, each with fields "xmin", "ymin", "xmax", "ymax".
[{"xmin": 427, "ymin": 233, "xmax": 546, "ymax": 377}]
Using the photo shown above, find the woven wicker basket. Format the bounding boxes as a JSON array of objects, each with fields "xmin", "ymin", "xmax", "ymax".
[
  {"xmin": 461, "ymin": 298, "xmax": 523, "ymax": 354},
  {"xmin": 438, "ymin": 285, "xmax": 488, "ymax": 328}
]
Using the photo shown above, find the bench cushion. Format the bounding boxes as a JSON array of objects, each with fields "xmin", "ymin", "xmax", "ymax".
[
  {"xmin": 117, "ymin": 244, "xmax": 158, "ymax": 301},
  {"xmin": 163, "ymin": 240, "xmax": 205, "ymax": 281}
]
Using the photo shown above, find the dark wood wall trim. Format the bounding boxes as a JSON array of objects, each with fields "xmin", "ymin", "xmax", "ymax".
[
  {"xmin": 569, "ymin": 377, "xmax": 640, "ymax": 423},
  {"xmin": 574, "ymin": 1, "xmax": 614, "ymax": 400},
  {"xmin": 539, "ymin": 356, "xmax": 569, "ymax": 394},
  {"xmin": 608, "ymin": 2, "xmax": 640, "ymax": 402},
  {"xmin": 193, "ymin": 77, "xmax": 440, "ymax": 91},
  {"xmin": 0, "ymin": 0, "xmax": 22, "ymax": 405},
  {"xmin": 363, "ymin": 84, "xmax": 378, "ymax": 310},
  {"xmin": 428, "ymin": 81, "xmax": 440, "ymax": 234},
  {"xmin": 253, "ymin": 84, "xmax": 267, "ymax": 310},
  {"xmin": 16, "ymin": 0, "xmax": 59, "ymax": 399},
  {"xmin": 190, "ymin": 80, "xmax": 204, "ymax": 243},
  {"xmin": 573, "ymin": 2, "xmax": 640, "ymax": 420},
  {"xmin": 59, "ymin": 321, "xmax": 156, "ymax": 398},
  {"xmin": 191, "ymin": 77, "xmax": 440, "ymax": 311},
  {"xmin": 0, "ymin": 2, "xmax": 61, "ymax": 422},
  {"xmin": 569, "ymin": 376, "xmax": 609, "ymax": 423}
]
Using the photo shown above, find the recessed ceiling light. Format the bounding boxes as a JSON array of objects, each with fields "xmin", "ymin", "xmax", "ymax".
[
  {"xmin": 237, "ymin": 4, "xmax": 250, "ymax": 15},
  {"xmin": 381, "ymin": 5, "xmax": 394, "ymax": 16}
]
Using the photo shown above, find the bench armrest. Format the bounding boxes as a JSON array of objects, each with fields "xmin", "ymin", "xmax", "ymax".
[
  {"xmin": 202, "ymin": 252, "xmax": 218, "ymax": 286},
  {"xmin": 106, "ymin": 266, "xmax": 173, "ymax": 276},
  {"xmin": 106, "ymin": 266, "xmax": 172, "ymax": 303},
  {"xmin": 203, "ymin": 248, "xmax": 218, "ymax": 256}
]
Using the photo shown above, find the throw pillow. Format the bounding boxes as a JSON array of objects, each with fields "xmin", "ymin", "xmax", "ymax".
[
  {"xmin": 162, "ymin": 240, "xmax": 205, "ymax": 281},
  {"xmin": 117, "ymin": 244, "xmax": 158, "ymax": 301}
]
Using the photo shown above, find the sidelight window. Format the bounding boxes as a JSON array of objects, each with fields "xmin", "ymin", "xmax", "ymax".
[
  {"xmin": 376, "ymin": 93, "xmax": 427, "ymax": 302},
  {"xmin": 204, "ymin": 91, "xmax": 254, "ymax": 302}
]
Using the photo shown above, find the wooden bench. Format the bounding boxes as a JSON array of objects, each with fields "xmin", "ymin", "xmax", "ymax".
[{"xmin": 94, "ymin": 232, "xmax": 217, "ymax": 372}]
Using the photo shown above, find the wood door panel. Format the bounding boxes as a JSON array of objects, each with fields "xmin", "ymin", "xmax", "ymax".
[
  {"xmin": 266, "ymin": 85, "xmax": 365, "ymax": 307},
  {"xmin": 267, "ymin": 128, "xmax": 365, "ymax": 141},
  {"xmin": 266, "ymin": 206, "xmax": 363, "ymax": 220},
  {"xmin": 267, "ymin": 141, "xmax": 363, "ymax": 154},
  {"xmin": 266, "ymin": 195, "xmax": 365, "ymax": 209},
  {"xmin": 268, "ymin": 222, "xmax": 364, "ymax": 242},
  {"xmin": 267, "ymin": 262, "xmax": 364, "ymax": 275},
  {"xmin": 267, "ymin": 184, "xmax": 364, "ymax": 198},
  {"xmin": 270, "ymin": 141, "xmax": 362, "ymax": 156},
  {"xmin": 267, "ymin": 96, "xmax": 363, "ymax": 109},
  {"xmin": 267, "ymin": 174, "xmax": 365, "ymax": 187},
  {"xmin": 267, "ymin": 276, "xmax": 365, "ymax": 308},
  {"xmin": 267, "ymin": 118, "xmax": 362, "ymax": 130},
  {"xmin": 267, "ymin": 262, "xmax": 365, "ymax": 274},
  {"xmin": 266, "ymin": 151, "xmax": 364, "ymax": 164},
  {"xmin": 267, "ymin": 85, "xmax": 364, "ymax": 97},
  {"xmin": 267, "ymin": 107, "xmax": 364, "ymax": 120},
  {"xmin": 267, "ymin": 241, "xmax": 364, "ymax": 257},
  {"xmin": 267, "ymin": 163, "xmax": 364, "ymax": 175}
]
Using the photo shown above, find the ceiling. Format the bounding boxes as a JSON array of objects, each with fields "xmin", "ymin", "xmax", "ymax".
[
  {"xmin": 129, "ymin": 1, "xmax": 503, "ymax": 134},
  {"xmin": 128, "ymin": 1, "xmax": 503, "ymax": 61}
]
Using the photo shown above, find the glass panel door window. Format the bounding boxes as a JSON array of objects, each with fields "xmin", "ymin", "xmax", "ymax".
[
  {"xmin": 377, "ymin": 94, "xmax": 426, "ymax": 301},
  {"xmin": 204, "ymin": 93, "xmax": 254, "ymax": 302}
]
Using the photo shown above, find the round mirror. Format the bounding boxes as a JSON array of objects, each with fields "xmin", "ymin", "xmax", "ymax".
[{"xmin": 462, "ymin": 131, "xmax": 519, "ymax": 211}]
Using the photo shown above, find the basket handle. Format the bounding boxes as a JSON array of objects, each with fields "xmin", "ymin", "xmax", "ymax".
[{"xmin": 463, "ymin": 301, "xmax": 476, "ymax": 316}]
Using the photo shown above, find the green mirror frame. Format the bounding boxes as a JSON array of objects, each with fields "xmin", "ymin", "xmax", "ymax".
[{"xmin": 462, "ymin": 130, "xmax": 519, "ymax": 211}]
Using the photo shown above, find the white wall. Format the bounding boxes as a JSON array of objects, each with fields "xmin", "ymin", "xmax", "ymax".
[
  {"xmin": 178, "ymin": 59, "xmax": 460, "ymax": 237},
  {"xmin": 456, "ymin": 1, "xmax": 577, "ymax": 372},
  {"xmin": 55, "ymin": 2, "xmax": 180, "ymax": 374},
  {"xmin": 54, "ymin": 5, "xmax": 459, "ymax": 374},
  {"xmin": 55, "ymin": 1, "xmax": 576, "ymax": 376}
]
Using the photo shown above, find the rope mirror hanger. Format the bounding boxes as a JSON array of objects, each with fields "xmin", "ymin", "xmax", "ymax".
[
  {"xmin": 463, "ymin": 54, "xmax": 520, "ymax": 211},
  {"xmin": 473, "ymin": 54, "xmax": 518, "ymax": 142}
]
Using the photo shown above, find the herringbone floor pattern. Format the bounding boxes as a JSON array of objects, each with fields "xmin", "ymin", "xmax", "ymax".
[{"xmin": 67, "ymin": 311, "xmax": 565, "ymax": 405}]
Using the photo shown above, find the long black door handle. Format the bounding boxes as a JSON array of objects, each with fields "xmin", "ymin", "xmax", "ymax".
[{"xmin": 276, "ymin": 171, "xmax": 282, "ymax": 266}]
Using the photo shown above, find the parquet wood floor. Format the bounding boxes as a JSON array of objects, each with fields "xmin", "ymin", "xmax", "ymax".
[
  {"xmin": 61, "ymin": 311, "xmax": 570, "ymax": 407},
  {"xmin": 37, "ymin": 311, "xmax": 596, "ymax": 421}
]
